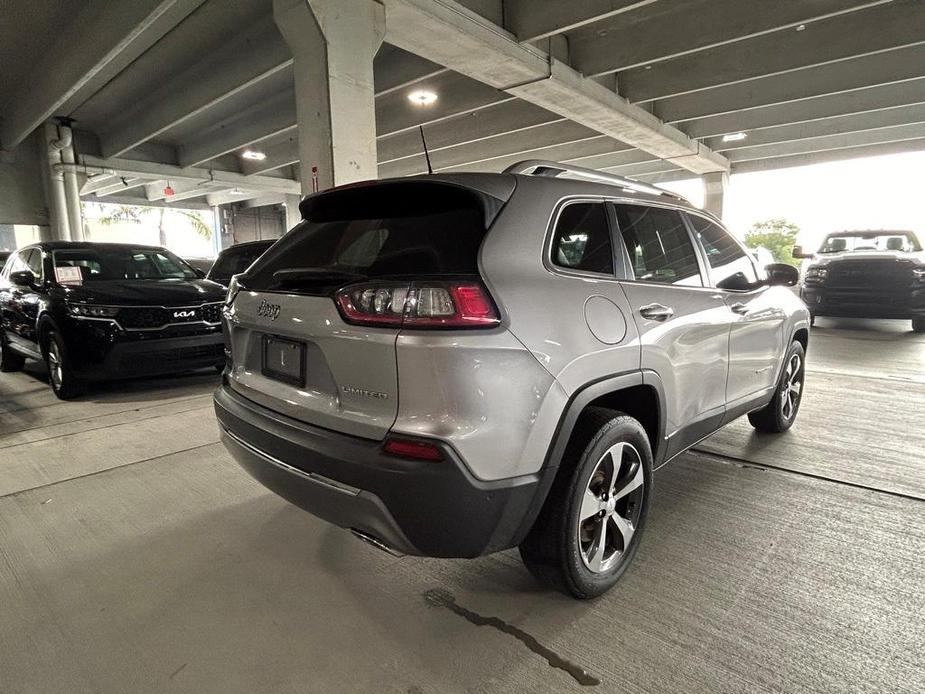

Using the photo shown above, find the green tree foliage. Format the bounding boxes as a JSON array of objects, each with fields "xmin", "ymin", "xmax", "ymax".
[
  {"xmin": 745, "ymin": 218, "xmax": 801, "ymax": 267},
  {"xmin": 89, "ymin": 204, "xmax": 211, "ymax": 247}
]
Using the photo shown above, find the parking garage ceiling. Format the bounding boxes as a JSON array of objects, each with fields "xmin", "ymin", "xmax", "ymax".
[{"xmin": 1, "ymin": 0, "xmax": 924, "ymax": 207}]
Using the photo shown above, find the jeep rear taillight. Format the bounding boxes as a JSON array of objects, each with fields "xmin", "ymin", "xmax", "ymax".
[{"xmin": 335, "ymin": 281, "xmax": 500, "ymax": 329}]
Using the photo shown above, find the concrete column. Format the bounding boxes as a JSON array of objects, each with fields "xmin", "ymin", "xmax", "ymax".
[
  {"xmin": 58, "ymin": 123, "xmax": 85, "ymax": 241},
  {"xmin": 702, "ymin": 171, "xmax": 729, "ymax": 220},
  {"xmin": 283, "ymin": 194, "xmax": 302, "ymax": 231},
  {"xmin": 274, "ymin": 0, "xmax": 385, "ymax": 194},
  {"xmin": 41, "ymin": 122, "xmax": 70, "ymax": 241}
]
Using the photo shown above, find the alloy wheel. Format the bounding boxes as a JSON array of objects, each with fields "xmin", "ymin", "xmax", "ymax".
[
  {"xmin": 781, "ymin": 353, "xmax": 803, "ymax": 420},
  {"xmin": 48, "ymin": 340, "xmax": 63, "ymax": 390},
  {"xmin": 578, "ymin": 441, "xmax": 645, "ymax": 574}
]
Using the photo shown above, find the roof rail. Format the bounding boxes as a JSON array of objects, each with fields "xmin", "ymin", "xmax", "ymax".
[{"xmin": 503, "ymin": 159, "xmax": 686, "ymax": 201}]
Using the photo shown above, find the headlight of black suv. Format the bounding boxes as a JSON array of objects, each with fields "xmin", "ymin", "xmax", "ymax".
[
  {"xmin": 67, "ymin": 303, "xmax": 120, "ymax": 318},
  {"xmin": 804, "ymin": 266, "xmax": 828, "ymax": 282},
  {"xmin": 914, "ymin": 267, "xmax": 925, "ymax": 284}
]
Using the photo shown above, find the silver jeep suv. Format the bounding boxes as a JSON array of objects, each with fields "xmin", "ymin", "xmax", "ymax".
[{"xmin": 214, "ymin": 160, "xmax": 809, "ymax": 598}]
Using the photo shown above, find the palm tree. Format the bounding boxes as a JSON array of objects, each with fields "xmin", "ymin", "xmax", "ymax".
[{"xmin": 88, "ymin": 204, "xmax": 211, "ymax": 247}]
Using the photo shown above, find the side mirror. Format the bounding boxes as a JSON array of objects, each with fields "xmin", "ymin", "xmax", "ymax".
[
  {"xmin": 10, "ymin": 270, "xmax": 35, "ymax": 287},
  {"xmin": 791, "ymin": 245, "xmax": 814, "ymax": 259},
  {"xmin": 765, "ymin": 263, "xmax": 799, "ymax": 287},
  {"xmin": 716, "ymin": 271, "xmax": 755, "ymax": 292}
]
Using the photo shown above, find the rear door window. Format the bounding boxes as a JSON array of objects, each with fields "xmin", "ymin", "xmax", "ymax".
[
  {"xmin": 246, "ymin": 182, "xmax": 491, "ymax": 292},
  {"xmin": 550, "ymin": 202, "xmax": 614, "ymax": 275},
  {"xmin": 614, "ymin": 204, "xmax": 703, "ymax": 286}
]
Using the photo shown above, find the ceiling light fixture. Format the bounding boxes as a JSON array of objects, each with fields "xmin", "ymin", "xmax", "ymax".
[
  {"xmin": 722, "ymin": 132, "xmax": 748, "ymax": 142},
  {"xmin": 795, "ymin": 23, "xmax": 806, "ymax": 31},
  {"xmin": 229, "ymin": 187, "xmax": 246, "ymax": 195},
  {"xmin": 241, "ymin": 149, "xmax": 267, "ymax": 161},
  {"xmin": 407, "ymin": 89, "xmax": 438, "ymax": 106}
]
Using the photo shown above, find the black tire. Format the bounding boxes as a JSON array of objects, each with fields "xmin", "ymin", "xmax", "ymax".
[
  {"xmin": 748, "ymin": 340, "xmax": 806, "ymax": 433},
  {"xmin": 0, "ymin": 331, "xmax": 25, "ymax": 372},
  {"xmin": 912, "ymin": 317, "xmax": 925, "ymax": 333},
  {"xmin": 519, "ymin": 407, "xmax": 652, "ymax": 599},
  {"xmin": 43, "ymin": 330, "xmax": 83, "ymax": 400}
]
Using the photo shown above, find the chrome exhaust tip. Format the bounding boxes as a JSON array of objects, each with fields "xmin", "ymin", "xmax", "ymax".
[{"xmin": 350, "ymin": 528, "xmax": 404, "ymax": 557}]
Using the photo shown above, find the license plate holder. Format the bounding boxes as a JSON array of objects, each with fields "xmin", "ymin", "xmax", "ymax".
[{"xmin": 261, "ymin": 335, "xmax": 305, "ymax": 386}]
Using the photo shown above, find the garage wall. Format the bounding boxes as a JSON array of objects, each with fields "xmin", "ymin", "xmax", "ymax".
[
  {"xmin": 220, "ymin": 205, "xmax": 286, "ymax": 250},
  {"xmin": 0, "ymin": 131, "xmax": 48, "ymax": 226}
]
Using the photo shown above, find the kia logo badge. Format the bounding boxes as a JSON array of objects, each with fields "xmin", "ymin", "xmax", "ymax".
[{"xmin": 173, "ymin": 309, "xmax": 196, "ymax": 319}]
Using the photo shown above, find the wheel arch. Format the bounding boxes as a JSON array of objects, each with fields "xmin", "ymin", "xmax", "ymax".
[
  {"xmin": 792, "ymin": 327, "xmax": 809, "ymax": 353},
  {"xmin": 36, "ymin": 312, "xmax": 59, "ymax": 353},
  {"xmin": 511, "ymin": 370, "xmax": 665, "ymax": 551}
]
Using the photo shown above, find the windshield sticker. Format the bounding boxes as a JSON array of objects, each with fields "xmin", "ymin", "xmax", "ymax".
[{"xmin": 54, "ymin": 266, "xmax": 83, "ymax": 284}]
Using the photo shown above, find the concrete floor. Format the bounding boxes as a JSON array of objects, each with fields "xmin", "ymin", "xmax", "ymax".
[{"xmin": 1, "ymin": 317, "xmax": 923, "ymax": 693}]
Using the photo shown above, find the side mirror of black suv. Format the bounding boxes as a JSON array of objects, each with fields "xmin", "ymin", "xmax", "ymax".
[
  {"xmin": 791, "ymin": 245, "xmax": 814, "ymax": 259},
  {"xmin": 766, "ymin": 263, "xmax": 800, "ymax": 287},
  {"xmin": 10, "ymin": 270, "xmax": 35, "ymax": 287}
]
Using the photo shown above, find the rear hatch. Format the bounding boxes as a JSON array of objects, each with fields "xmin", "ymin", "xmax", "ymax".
[{"xmin": 224, "ymin": 178, "xmax": 512, "ymax": 440}]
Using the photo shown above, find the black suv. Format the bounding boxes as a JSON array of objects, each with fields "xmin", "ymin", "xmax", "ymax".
[
  {"xmin": 0, "ymin": 242, "xmax": 227, "ymax": 398},
  {"xmin": 206, "ymin": 239, "xmax": 275, "ymax": 286}
]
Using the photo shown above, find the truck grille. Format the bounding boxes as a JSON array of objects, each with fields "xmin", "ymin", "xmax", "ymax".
[
  {"xmin": 825, "ymin": 261, "xmax": 914, "ymax": 289},
  {"xmin": 116, "ymin": 302, "xmax": 223, "ymax": 330}
]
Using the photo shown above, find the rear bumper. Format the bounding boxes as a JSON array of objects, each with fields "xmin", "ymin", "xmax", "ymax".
[
  {"xmin": 800, "ymin": 286, "xmax": 925, "ymax": 319},
  {"xmin": 213, "ymin": 384, "xmax": 544, "ymax": 558}
]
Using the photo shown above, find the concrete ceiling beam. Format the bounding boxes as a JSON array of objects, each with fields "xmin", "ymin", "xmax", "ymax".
[
  {"xmin": 433, "ymin": 135, "xmax": 636, "ymax": 174},
  {"xmin": 571, "ymin": 0, "xmax": 889, "ymax": 76},
  {"xmin": 681, "ymin": 79, "xmax": 925, "ymax": 139},
  {"xmin": 99, "ymin": 16, "xmax": 293, "ymax": 158},
  {"xmin": 79, "ymin": 155, "xmax": 301, "ymax": 195},
  {"xmin": 240, "ymin": 137, "xmax": 300, "ymax": 176},
  {"xmin": 379, "ymin": 99, "xmax": 564, "ymax": 163},
  {"xmin": 706, "ymin": 103, "xmax": 925, "ymax": 152},
  {"xmin": 731, "ymin": 137, "xmax": 925, "ymax": 174},
  {"xmin": 383, "ymin": 120, "xmax": 599, "ymax": 176},
  {"xmin": 242, "ymin": 194, "xmax": 286, "ymax": 208},
  {"xmin": 206, "ymin": 190, "xmax": 278, "ymax": 207},
  {"xmin": 0, "ymin": 0, "xmax": 206, "ymax": 150},
  {"xmin": 618, "ymin": 0, "xmax": 925, "ymax": 103},
  {"xmin": 374, "ymin": 45, "xmax": 448, "ymax": 95},
  {"xmin": 655, "ymin": 44, "xmax": 925, "ymax": 124},
  {"xmin": 723, "ymin": 122, "xmax": 925, "ymax": 164},
  {"xmin": 177, "ymin": 93, "xmax": 298, "ymax": 168},
  {"xmin": 383, "ymin": 0, "xmax": 728, "ymax": 174},
  {"xmin": 503, "ymin": 0, "xmax": 657, "ymax": 42}
]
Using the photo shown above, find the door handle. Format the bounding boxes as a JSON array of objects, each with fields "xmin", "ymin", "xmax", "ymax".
[
  {"xmin": 639, "ymin": 303, "xmax": 674, "ymax": 321},
  {"xmin": 730, "ymin": 302, "xmax": 749, "ymax": 315}
]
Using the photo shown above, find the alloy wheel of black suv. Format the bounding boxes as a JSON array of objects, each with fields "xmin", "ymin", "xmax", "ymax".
[{"xmin": 0, "ymin": 242, "xmax": 227, "ymax": 399}]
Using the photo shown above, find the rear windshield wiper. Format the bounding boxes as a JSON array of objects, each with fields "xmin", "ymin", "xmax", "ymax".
[{"xmin": 272, "ymin": 268, "xmax": 366, "ymax": 288}]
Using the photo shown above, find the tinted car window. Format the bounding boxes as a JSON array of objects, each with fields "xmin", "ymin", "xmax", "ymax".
[
  {"xmin": 246, "ymin": 183, "xmax": 489, "ymax": 292},
  {"xmin": 25, "ymin": 249, "xmax": 43, "ymax": 279},
  {"xmin": 550, "ymin": 202, "xmax": 614, "ymax": 275},
  {"xmin": 210, "ymin": 243, "xmax": 273, "ymax": 282},
  {"xmin": 614, "ymin": 204, "xmax": 702, "ymax": 286},
  {"xmin": 688, "ymin": 215, "xmax": 757, "ymax": 287},
  {"xmin": 52, "ymin": 248, "xmax": 198, "ymax": 281},
  {"xmin": 7, "ymin": 251, "xmax": 29, "ymax": 275}
]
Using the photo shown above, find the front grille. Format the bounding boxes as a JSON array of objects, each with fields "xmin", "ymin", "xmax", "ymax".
[
  {"xmin": 118, "ymin": 343, "xmax": 224, "ymax": 373},
  {"xmin": 825, "ymin": 261, "xmax": 914, "ymax": 289},
  {"xmin": 116, "ymin": 302, "xmax": 223, "ymax": 330}
]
